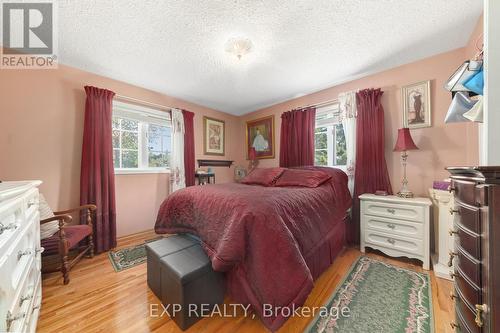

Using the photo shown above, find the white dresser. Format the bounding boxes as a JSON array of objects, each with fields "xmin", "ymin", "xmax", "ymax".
[
  {"xmin": 0, "ymin": 181, "xmax": 42, "ymax": 333},
  {"xmin": 360, "ymin": 194, "xmax": 432, "ymax": 270}
]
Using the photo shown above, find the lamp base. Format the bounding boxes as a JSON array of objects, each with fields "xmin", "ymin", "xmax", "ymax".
[{"xmin": 397, "ymin": 190, "xmax": 414, "ymax": 198}]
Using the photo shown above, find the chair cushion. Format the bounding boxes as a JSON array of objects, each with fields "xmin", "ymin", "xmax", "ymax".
[
  {"xmin": 39, "ymin": 193, "xmax": 59, "ymax": 240},
  {"xmin": 41, "ymin": 225, "xmax": 92, "ymax": 255}
]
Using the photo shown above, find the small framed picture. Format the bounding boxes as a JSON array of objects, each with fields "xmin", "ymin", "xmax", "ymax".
[
  {"xmin": 246, "ymin": 115, "xmax": 275, "ymax": 159},
  {"xmin": 402, "ymin": 80, "xmax": 432, "ymax": 129},
  {"xmin": 203, "ymin": 116, "xmax": 225, "ymax": 156}
]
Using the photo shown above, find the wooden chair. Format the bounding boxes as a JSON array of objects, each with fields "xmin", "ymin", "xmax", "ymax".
[{"xmin": 40, "ymin": 204, "xmax": 96, "ymax": 284}]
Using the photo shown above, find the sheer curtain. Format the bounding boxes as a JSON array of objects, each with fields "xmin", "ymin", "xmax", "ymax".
[
  {"xmin": 338, "ymin": 91, "xmax": 357, "ymax": 195},
  {"xmin": 171, "ymin": 109, "xmax": 186, "ymax": 192}
]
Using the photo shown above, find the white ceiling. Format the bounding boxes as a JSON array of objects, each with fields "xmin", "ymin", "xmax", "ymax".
[{"xmin": 58, "ymin": 0, "xmax": 483, "ymax": 115}]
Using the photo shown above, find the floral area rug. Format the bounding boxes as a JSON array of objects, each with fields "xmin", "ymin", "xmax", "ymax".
[
  {"xmin": 306, "ymin": 256, "xmax": 433, "ymax": 333},
  {"xmin": 108, "ymin": 236, "xmax": 163, "ymax": 272}
]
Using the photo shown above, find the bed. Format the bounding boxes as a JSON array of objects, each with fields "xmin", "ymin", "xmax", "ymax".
[{"xmin": 155, "ymin": 167, "xmax": 352, "ymax": 330}]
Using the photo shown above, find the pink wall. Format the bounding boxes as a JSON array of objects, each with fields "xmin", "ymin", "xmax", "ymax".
[
  {"xmin": 0, "ymin": 16, "xmax": 482, "ymax": 236},
  {"xmin": 0, "ymin": 64, "xmax": 240, "ymax": 236},
  {"xmin": 238, "ymin": 24, "xmax": 483, "ymax": 197}
]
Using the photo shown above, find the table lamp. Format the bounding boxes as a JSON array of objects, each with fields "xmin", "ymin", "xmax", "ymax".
[{"xmin": 394, "ymin": 128, "xmax": 419, "ymax": 198}]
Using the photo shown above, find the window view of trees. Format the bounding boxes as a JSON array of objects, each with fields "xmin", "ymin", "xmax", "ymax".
[
  {"xmin": 113, "ymin": 118, "xmax": 139, "ymax": 168},
  {"xmin": 112, "ymin": 116, "xmax": 171, "ymax": 170},
  {"xmin": 148, "ymin": 124, "xmax": 171, "ymax": 167},
  {"xmin": 315, "ymin": 127, "xmax": 328, "ymax": 166},
  {"xmin": 314, "ymin": 124, "xmax": 347, "ymax": 167},
  {"xmin": 335, "ymin": 124, "xmax": 347, "ymax": 165}
]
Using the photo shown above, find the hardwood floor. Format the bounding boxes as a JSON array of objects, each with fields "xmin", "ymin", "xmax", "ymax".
[{"xmin": 38, "ymin": 230, "xmax": 455, "ymax": 333}]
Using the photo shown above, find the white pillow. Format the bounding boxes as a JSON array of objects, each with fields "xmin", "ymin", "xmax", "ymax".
[{"xmin": 39, "ymin": 193, "xmax": 59, "ymax": 240}]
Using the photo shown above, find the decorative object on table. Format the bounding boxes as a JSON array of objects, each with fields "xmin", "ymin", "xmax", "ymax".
[
  {"xmin": 359, "ymin": 194, "xmax": 432, "ymax": 270},
  {"xmin": 305, "ymin": 256, "xmax": 433, "ymax": 333},
  {"xmin": 203, "ymin": 116, "xmax": 225, "ymax": 156},
  {"xmin": 195, "ymin": 172, "xmax": 215, "ymax": 185},
  {"xmin": 444, "ymin": 60, "xmax": 482, "ymax": 92},
  {"xmin": 234, "ymin": 165, "xmax": 248, "ymax": 182},
  {"xmin": 393, "ymin": 128, "xmax": 419, "ymax": 198},
  {"xmin": 463, "ymin": 95, "xmax": 483, "ymax": 122},
  {"xmin": 428, "ymin": 187, "xmax": 455, "ymax": 280},
  {"xmin": 248, "ymin": 147, "xmax": 258, "ymax": 171},
  {"xmin": 246, "ymin": 115, "xmax": 275, "ymax": 159},
  {"xmin": 432, "ymin": 180, "xmax": 451, "ymax": 191},
  {"xmin": 402, "ymin": 80, "xmax": 431, "ymax": 128},
  {"xmin": 207, "ymin": 167, "xmax": 213, "ymax": 173},
  {"xmin": 374, "ymin": 190, "xmax": 388, "ymax": 196},
  {"xmin": 444, "ymin": 91, "xmax": 477, "ymax": 123},
  {"xmin": 108, "ymin": 236, "xmax": 163, "ymax": 272},
  {"xmin": 197, "ymin": 159, "xmax": 233, "ymax": 168}
]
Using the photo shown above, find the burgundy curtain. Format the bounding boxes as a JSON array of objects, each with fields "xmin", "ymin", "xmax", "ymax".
[
  {"xmin": 349, "ymin": 88, "xmax": 392, "ymax": 244},
  {"xmin": 183, "ymin": 110, "xmax": 195, "ymax": 187},
  {"xmin": 279, "ymin": 107, "xmax": 316, "ymax": 167},
  {"xmin": 80, "ymin": 86, "xmax": 116, "ymax": 253}
]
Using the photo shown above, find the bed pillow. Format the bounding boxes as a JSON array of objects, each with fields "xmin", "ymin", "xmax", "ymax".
[
  {"xmin": 274, "ymin": 168, "xmax": 332, "ymax": 188},
  {"xmin": 240, "ymin": 167, "xmax": 285, "ymax": 186}
]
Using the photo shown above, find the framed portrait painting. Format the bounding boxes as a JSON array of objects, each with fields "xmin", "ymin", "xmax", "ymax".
[
  {"xmin": 402, "ymin": 80, "xmax": 432, "ymax": 129},
  {"xmin": 246, "ymin": 115, "xmax": 275, "ymax": 159},
  {"xmin": 203, "ymin": 116, "xmax": 225, "ymax": 156}
]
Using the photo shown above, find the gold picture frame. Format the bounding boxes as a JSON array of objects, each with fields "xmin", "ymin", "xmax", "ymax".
[
  {"xmin": 203, "ymin": 116, "xmax": 225, "ymax": 156},
  {"xmin": 245, "ymin": 115, "xmax": 275, "ymax": 159},
  {"xmin": 402, "ymin": 80, "xmax": 432, "ymax": 129}
]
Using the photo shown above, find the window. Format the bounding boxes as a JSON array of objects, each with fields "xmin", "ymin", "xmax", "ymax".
[
  {"xmin": 112, "ymin": 101, "xmax": 171, "ymax": 174},
  {"xmin": 314, "ymin": 103, "xmax": 347, "ymax": 168}
]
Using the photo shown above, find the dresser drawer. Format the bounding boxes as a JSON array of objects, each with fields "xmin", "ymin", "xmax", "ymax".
[
  {"xmin": 455, "ymin": 225, "xmax": 481, "ymax": 260},
  {"xmin": 456, "ymin": 247, "xmax": 481, "ymax": 287},
  {"xmin": 364, "ymin": 229, "xmax": 423, "ymax": 256},
  {"xmin": 363, "ymin": 215, "xmax": 423, "ymax": 239},
  {"xmin": 453, "ymin": 202, "xmax": 481, "ymax": 234},
  {"xmin": 0, "ymin": 218, "xmax": 38, "ymax": 293},
  {"xmin": 363, "ymin": 201, "xmax": 425, "ymax": 222},
  {"xmin": 451, "ymin": 179, "xmax": 478, "ymax": 206},
  {"xmin": 0, "ymin": 199, "xmax": 24, "ymax": 256},
  {"xmin": 22, "ymin": 189, "xmax": 39, "ymax": 223},
  {"xmin": 455, "ymin": 287, "xmax": 480, "ymax": 333},
  {"xmin": 455, "ymin": 267, "xmax": 481, "ymax": 309},
  {"xmin": 455, "ymin": 307, "xmax": 475, "ymax": 333},
  {"xmin": 4, "ymin": 259, "xmax": 39, "ymax": 332}
]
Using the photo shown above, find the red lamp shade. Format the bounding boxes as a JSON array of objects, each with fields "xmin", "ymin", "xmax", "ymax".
[
  {"xmin": 248, "ymin": 147, "xmax": 257, "ymax": 160},
  {"xmin": 393, "ymin": 128, "xmax": 418, "ymax": 151}
]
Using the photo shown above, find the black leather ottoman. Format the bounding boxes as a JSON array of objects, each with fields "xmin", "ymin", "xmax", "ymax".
[
  {"xmin": 145, "ymin": 235, "xmax": 198, "ymax": 299},
  {"xmin": 160, "ymin": 243, "xmax": 225, "ymax": 330}
]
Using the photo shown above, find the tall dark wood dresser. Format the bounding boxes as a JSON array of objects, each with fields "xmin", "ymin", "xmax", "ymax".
[{"xmin": 447, "ymin": 167, "xmax": 500, "ymax": 333}]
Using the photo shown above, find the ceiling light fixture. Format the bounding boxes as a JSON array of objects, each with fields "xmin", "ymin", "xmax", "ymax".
[{"xmin": 225, "ymin": 38, "xmax": 253, "ymax": 60}]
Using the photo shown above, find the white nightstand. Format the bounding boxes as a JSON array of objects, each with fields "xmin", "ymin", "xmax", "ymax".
[{"xmin": 359, "ymin": 194, "xmax": 432, "ymax": 270}]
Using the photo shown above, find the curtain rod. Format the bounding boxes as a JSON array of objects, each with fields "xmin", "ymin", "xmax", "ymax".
[
  {"xmin": 114, "ymin": 94, "xmax": 175, "ymax": 112},
  {"xmin": 295, "ymin": 98, "xmax": 339, "ymax": 110}
]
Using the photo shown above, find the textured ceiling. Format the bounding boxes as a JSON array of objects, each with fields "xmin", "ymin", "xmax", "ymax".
[{"xmin": 58, "ymin": 0, "xmax": 483, "ymax": 115}]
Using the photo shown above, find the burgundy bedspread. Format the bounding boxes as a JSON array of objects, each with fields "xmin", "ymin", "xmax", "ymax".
[{"xmin": 155, "ymin": 167, "xmax": 352, "ymax": 330}]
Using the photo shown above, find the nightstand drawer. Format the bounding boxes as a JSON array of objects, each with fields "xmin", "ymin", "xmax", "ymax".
[
  {"xmin": 364, "ymin": 229, "xmax": 424, "ymax": 256},
  {"xmin": 363, "ymin": 215, "xmax": 423, "ymax": 239},
  {"xmin": 363, "ymin": 201, "xmax": 424, "ymax": 222}
]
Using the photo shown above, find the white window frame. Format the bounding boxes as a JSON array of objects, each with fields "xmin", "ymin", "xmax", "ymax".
[
  {"xmin": 113, "ymin": 101, "xmax": 172, "ymax": 175},
  {"xmin": 314, "ymin": 102, "xmax": 347, "ymax": 170}
]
